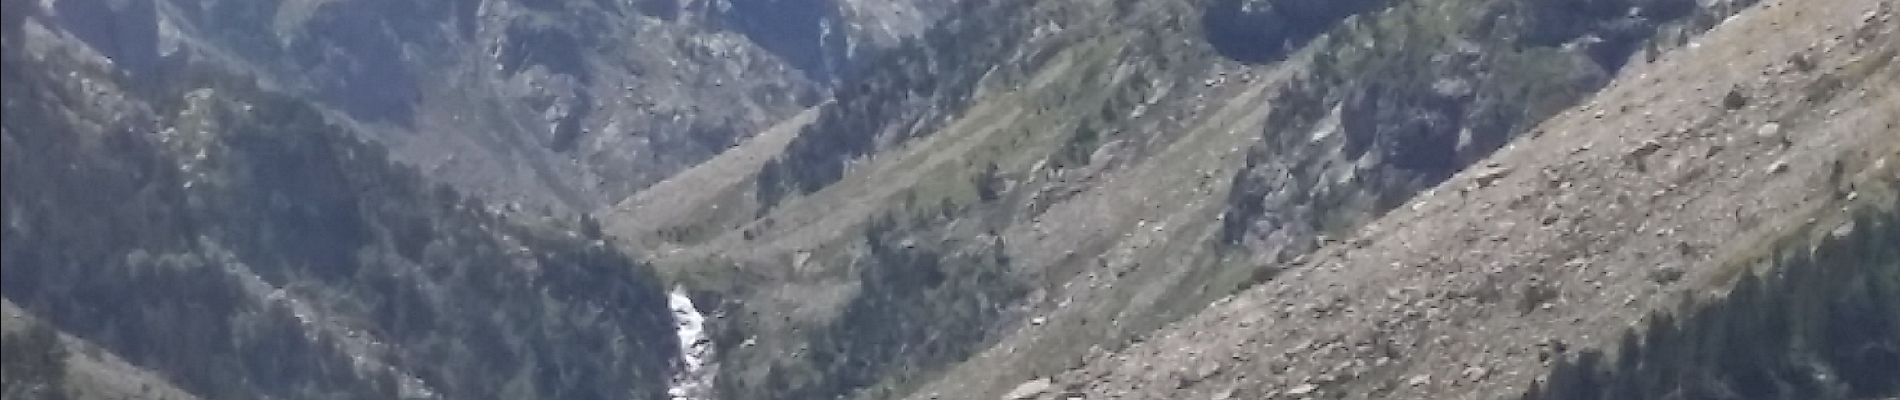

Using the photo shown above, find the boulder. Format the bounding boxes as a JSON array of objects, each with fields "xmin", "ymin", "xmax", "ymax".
[{"xmin": 1003, "ymin": 378, "xmax": 1054, "ymax": 400}]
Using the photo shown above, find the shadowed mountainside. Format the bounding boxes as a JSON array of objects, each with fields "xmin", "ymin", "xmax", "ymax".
[{"xmin": 2, "ymin": 21, "xmax": 680, "ymax": 399}]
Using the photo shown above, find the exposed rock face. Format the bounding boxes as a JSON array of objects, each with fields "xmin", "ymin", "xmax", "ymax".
[
  {"xmin": 719, "ymin": 0, "xmax": 849, "ymax": 80},
  {"xmin": 1000, "ymin": 378, "xmax": 1052, "ymax": 400},
  {"xmin": 164, "ymin": 0, "xmax": 805, "ymax": 211},
  {"xmin": 50, "ymin": 0, "xmax": 158, "ymax": 77},
  {"xmin": 1512, "ymin": 0, "xmax": 1703, "ymax": 70},
  {"xmin": 1202, "ymin": 0, "xmax": 1389, "ymax": 63},
  {"xmin": 1043, "ymin": 1, "xmax": 1900, "ymax": 398},
  {"xmin": 717, "ymin": 0, "xmax": 951, "ymax": 81},
  {"xmin": 58, "ymin": 0, "xmax": 956, "ymax": 213},
  {"xmin": 1218, "ymin": 0, "xmax": 1741, "ymax": 261}
]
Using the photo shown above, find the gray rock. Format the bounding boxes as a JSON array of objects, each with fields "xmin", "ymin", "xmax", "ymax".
[
  {"xmin": 1723, "ymin": 87, "xmax": 1750, "ymax": 109},
  {"xmin": 1831, "ymin": 221, "xmax": 1857, "ymax": 239},
  {"xmin": 1004, "ymin": 378, "xmax": 1054, "ymax": 400},
  {"xmin": 1286, "ymin": 383, "xmax": 1319, "ymax": 396},
  {"xmin": 1767, "ymin": 159, "xmax": 1791, "ymax": 174},
  {"xmin": 1473, "ymin": 165, "xmax": 1512, "ymax": 188},
  {"xmin": 1757, "ymin": 122, "xmax": 1783, "ymax": 139},
  {"xmin": 1650, "ymin": 264, "xmax": 1685, "ymax": 284},
  {"xmin": 1630, "ymin": 140, "xmax": 1665, "ymax": 159}
]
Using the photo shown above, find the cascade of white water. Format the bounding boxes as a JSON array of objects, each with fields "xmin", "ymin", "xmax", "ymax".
[{"xmin": 666, "ymin": 286, "xmax": 716, "ymax": 400}]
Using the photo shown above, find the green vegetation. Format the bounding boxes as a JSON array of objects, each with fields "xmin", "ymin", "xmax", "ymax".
[
  {"xmin": 1047, "ymin": 49, "xmax": 1163, "ymax": 170},
  {"xmin": 756, "ymin": 0, "xmax": 1036, "ymax": 208},
  {"xmin": 1526, "ymin": 209, "xmax": 1900, "ymax": 400},
  {"xmin": 716, "ymin": 212, "xmax": 1025, "ymax": 400},
  {"xmin": 1, "ymin": 48, "xmax": 676, "ymax": 399},
  {"xmin": 1, "ymin": 319, "xmax": 70, "ymax": 400}
]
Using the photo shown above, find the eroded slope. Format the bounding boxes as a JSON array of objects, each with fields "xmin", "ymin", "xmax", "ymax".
[
  {"xmin": 600, "ymin": 0, "xmax": 1777, "ymax": 398},
  {"xmin": 1037, "ymin": 1, "xmax": 1898, "ymax": 399}
]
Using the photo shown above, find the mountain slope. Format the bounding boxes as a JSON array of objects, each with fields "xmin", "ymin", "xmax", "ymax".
[
  {"xmin": 595, "ymin": 0, "xmax": 1781, "ymax": 398},
  {"xmin": 2, "ymin": 15, "xmax": 682, "ymax": 399},
  {"xmin": 15, "ymin": 0, "xmax": 967, "ymax": 214},
  {"xmin": 7, "ymin": 0, "xmax": 1892, "ymax": 399},
  {"xmin": 1029, "ymin": 1, "xmax": 1898, "ymax": 398}
]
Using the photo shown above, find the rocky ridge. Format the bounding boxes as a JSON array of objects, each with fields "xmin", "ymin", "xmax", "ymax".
[{"xmin": 1025, "ymin": 1, "xmax": 1899, "ymax": 398}]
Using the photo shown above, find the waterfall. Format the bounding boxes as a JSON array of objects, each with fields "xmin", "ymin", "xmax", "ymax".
[{"xmin": 666, "ymin": 286, "xmax": 717, "ymax": 400}]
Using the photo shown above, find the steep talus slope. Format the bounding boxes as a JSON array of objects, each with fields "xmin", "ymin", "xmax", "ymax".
[
  {"xmin": 1032, "ymin": 0, "xmax": 1898, "ymax": 398},
  {"xmin": 2, "ymin": 16, "xmax": 680, "ymax": 399}
]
